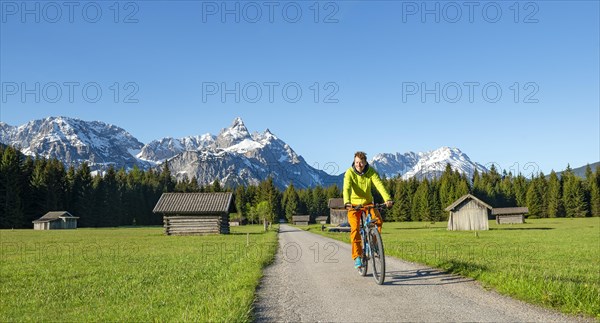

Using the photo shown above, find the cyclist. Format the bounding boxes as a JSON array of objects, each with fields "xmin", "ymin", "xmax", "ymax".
[{"xmin": 343, "ymin": 151, "xmax": 393, "ymax": 269}]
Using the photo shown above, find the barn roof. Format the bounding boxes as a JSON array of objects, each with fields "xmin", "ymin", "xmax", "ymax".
[
  {"xmin": 444, "ymin": 194, "xmax": 492, "ymax": 212},
  {"xmin": 492, "ymin": 207, "xmax": 529, "ymax": 215},
  {"xmin": 153, "ymin": 192, "xmax": 233, "ymax": 215},
  {"xmin": 32, "ymin": 211, "xmax": 78, "ymax": 223},
  {"xmin": 328, "ymin": 198, "xmax": 345, "ymax": 209}
]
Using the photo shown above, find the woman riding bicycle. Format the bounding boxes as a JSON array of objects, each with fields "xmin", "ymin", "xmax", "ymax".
[{"xmin": 343, "ymin": 151, "xmax": 393, "ymax": 269}]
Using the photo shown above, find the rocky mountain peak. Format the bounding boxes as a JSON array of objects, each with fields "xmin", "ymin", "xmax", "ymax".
[{"xmin": 215, "ymin": 117, "xmax": 251, "ymax": 148}]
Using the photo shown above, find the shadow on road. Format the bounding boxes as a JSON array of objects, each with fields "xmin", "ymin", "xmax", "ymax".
[
  {"xmin": 383, "ymin": 268, "xmax": 474, "ymax": 286},
  {"xmin": 489, "ymin": 227, "xmax": 554, "ymax": 231},
  {"xmin": 278, "ymin": 228, "xmax": 306, "ymax": 233}
]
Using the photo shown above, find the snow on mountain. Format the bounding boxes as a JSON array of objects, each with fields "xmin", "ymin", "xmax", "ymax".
[
  {"xmin": 370, "ymin": 152, "xmax": 420, "ymax": 177},
  {"xmin": 1, "ymin": 116, "xmax": 489, "ymax": 188},
  {"xmin": 215, "ymin": 117, "xmax": 252, "ymax": 148},
  {"xmin": 0, "ymin": 116, "xmax": 144, "ymax": 170},
  {"xmin": 137, "ymin": 134, "xmax": 215, "ymax": 163},
  {"xmin": 371, "ymin": 147, "xmax": 488, "ymax": 180},
  {"xmin": 164, "ymin": 120, "xmax": 336, "ymax": 189}
]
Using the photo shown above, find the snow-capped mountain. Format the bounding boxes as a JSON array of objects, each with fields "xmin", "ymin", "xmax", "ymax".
[
  {"xmin": 0, "ymin": 116, "xmax": 340, "ymax": 189},
  {"xmin": 1, "ymin": 116, "xmax": 488, "ymax": 188},
  {"xmin": 137, "ymin": 134, "xmax": 215, "ymax": 163},
  {"xmin": 0, "ymin": 116, "xmax": 144, "ymax": 170},
  {"xmin": 371, "ymin": 147, "xmax": 488, "ymax": 180},
  {"xmin": 162, "ymin": 118, "xmax": 339, "ymax": 189}
]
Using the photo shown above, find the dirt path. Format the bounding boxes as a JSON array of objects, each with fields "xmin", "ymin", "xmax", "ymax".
[{"xmin": 254, "ymin": 224, "xmax": 581, "ymax": 322}]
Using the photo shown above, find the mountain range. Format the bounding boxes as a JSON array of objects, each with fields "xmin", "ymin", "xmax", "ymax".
[{"xmin": 1, "ymin": 116, "xmax": 491, "ymax": 189}]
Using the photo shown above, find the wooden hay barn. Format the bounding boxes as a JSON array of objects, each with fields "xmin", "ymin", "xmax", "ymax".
[
  {"xmin": 328, "ymin": 198, "xmax": 347, "ymax": 225},
  {"xmin": 292, "ymin": 215, "xmax": 310, "ymax": 226},
  {"xmin": 492, "ymin": 207, "xmax": 528, "ymax": 224},
  {"xmin": 315, "ymin": 216, "xmax": 328, "ymax": 224},
  {"xmin": 229, "ymin": 217, "xmax": 247, "ymax": 226},
  {"xmin": 32, "ymin": 211, "xmax": 79, "ymax": 230},
  {"xmin": 445, "ymin": 194, "xmax": 492, "ymax": 231},
  {"xmin": 153, "ymin": 192, "xmax": 233, "ymax": 235}
]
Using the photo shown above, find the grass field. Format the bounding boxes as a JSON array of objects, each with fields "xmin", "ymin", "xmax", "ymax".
[
  {"xmin": 0, "ymin": 225, "xmax": 278, "ymax": 322},
  {"xmin": 306, "ymin": 218, "xmax": 600, "ymax": 319}
]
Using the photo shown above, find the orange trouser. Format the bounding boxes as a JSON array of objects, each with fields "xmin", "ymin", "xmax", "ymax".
[{"xmin": 348, "ymin": 205, "xmax": 383, "ymax": 260}]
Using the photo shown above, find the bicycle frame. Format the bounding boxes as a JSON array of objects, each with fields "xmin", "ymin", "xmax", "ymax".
[
  {"xmin": 359, "ymin": 207, "xmax": 377, "ymax": 260},
  {"xmin": 352, "ymin": 203, "xmax": 387, "ymax": 284}
]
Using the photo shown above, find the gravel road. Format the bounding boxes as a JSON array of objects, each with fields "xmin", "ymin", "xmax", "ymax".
[{"xmin": 254, "ymin": 224, "xmax": 584, "ymax": 322}]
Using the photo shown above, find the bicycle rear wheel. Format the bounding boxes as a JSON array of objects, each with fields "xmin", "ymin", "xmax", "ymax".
[{"xmin": 369, "ymin": 228, "xmax": 385, "ymax": 285}]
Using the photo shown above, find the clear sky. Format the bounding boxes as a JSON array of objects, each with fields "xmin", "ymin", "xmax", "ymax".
[{"xmin": 1, "ymin": 0, "xmax": 598, "ymax": 176}]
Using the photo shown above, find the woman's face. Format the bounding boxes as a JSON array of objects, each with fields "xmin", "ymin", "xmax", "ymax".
[{"xmin": 354, "ymin": 157, "xmax": 366, "ymax": 173}]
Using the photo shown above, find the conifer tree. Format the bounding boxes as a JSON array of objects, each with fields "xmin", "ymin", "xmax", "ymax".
[
  {"xmin": 584, "ymin": 165, "xmax": 595, "ymax": 216},
  {"xmin": 282, "ymin": 183, "xmax": 300, "ymax": 223},
  {"xmin": 234, "ymin": 185, "xmax": 247, "ymax": 219},
  {"xmin": 311, "ymin": 185, "xmax": 327, "ymax": 218},
  {"xmin": 0, "ymin": 146, "xmax": 24, "ymax": 228},
  {"xmin": 499, "ymin": 172, "xmax": 516, "ymax": 207},
  {"xmin": 102, "ymin": 166, "xmax": 121, "ymax": 226},
  {"xmin": 20, "ymin": 156, "xmax": 36, "ymax": 223},
  {"xmin": 411, "ymin": 179, "xmax": 430, "ymax": 221},
  {"xmin": 439, "ymin": 164, "xmax": 455, "ymax": 211},
  {"xmin": 211, "ymin": 179, "xmax": 222, "ymax": 193},
  {"xmin": 513, "ymin": 174, "xmax": 528, "ymax": 206},
  {"xmin": 589, "ymin": 166, "xmax": 600, "ymax": 217},
  {"xmin": 159, "ymin": 163, "xmax": 175, "ymax": 193},
  {"xmin": 325, "ymin": 184, "xmax": 341, "ymax": 200},
  {"xmin": 562, "ymin": 166, "xmax": 587, "ymax": 217},
  {"xmin": 298, "ymin": 188, "xmax": 311, "ymax": 216},
  {"xmin": 72, "ymin": 163, "xmax": 93, "ymax": 226},
  {"xmin": 390, "ymin": 180, "xmax": 411, "ymax": 221},
  {"xmin": 526, "ymin": 177, "xmax": 544, "ymax": 218},
  {"xmin": 546, "ymin": 171, "xmax": 563, "ymax": 217}
]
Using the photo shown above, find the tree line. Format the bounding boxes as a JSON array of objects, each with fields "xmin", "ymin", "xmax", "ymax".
[{"xmin": 1, "ymin": 145, "xmax": 599, "ymax": 229}]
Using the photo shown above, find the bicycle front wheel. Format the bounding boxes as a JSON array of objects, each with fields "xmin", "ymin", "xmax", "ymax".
[
  {"xmin": 358, "ymin": 231, "xmax": 368, "ymax": 276},
  {"xmin": 369, "ymin": 228, "xmax": 385, "ymax": 285}
]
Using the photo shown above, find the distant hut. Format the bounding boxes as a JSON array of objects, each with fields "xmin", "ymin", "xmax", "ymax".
[
  {"xmin": 292, "ymin": 215, "xmax": 310, "ymax": 226},
  {"xmin": 315, "ymin": 216, "xmax": 328, "ymax": 224},
  {"xmin": 153, "ymin": 192, "xmax": 233, "ymax": 235},
  {"xmin": 492, "ymin": 207, "xmax": 528, "ymax": 224},
  {"xmin": 328, "ymin": 198, "xmax": 346, "ymax": 225},
  {"xmin": 229, "ymin": 217, "xmax": 247, "ymax": 226},
  {"xmin": 445, "ymin": 194, "xmax": 492, "ymax": 231},
  {"xmin": 33, "ymin": 211, "xmax": 79, "ymax": 230}
]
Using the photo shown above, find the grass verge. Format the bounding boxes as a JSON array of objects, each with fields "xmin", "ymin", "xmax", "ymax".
[{"xmin": 0, "ymin": 225, "xmax": 278, "ymax": 322}]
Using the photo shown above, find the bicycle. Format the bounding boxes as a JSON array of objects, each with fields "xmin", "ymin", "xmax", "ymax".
[{"xmin": 350, "ymin": 203, "xmax": 388, "ymax": 285}]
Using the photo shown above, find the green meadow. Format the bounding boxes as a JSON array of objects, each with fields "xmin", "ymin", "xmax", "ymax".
[
  {"xmin": 307, "ymin": 217, "xmax": 599, "ymax": 319},
  {"xmin": 0, "ymin": 225, "xmax": 278, "ymax": 322}
]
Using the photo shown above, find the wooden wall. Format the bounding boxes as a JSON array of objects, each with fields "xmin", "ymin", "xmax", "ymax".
[
  {"xmin": 292, "ymin": 215, "xmax": 310, "ymax": 226},
  {"xmin": 330, "ymin": 209, "xmax": 347, "ymax": 225},
  {"xmin": 33, "ymin": 218, "xmax": 78, "ymax": 230},
  {"xmin": 496, "ymin": 215, "xmax": 524, "ymax": 224},
  {"xmin": 164, "ymin": 215, "xmax": 230, "ymax": 235},
  {"xmin": 447, "ymin": 200, "xmax": 489, "ymax": 231}
]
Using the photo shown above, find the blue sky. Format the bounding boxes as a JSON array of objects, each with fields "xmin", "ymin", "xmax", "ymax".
[{"xmin": 1, "ymin": 0, "xmax": 598, "ymax": 176}]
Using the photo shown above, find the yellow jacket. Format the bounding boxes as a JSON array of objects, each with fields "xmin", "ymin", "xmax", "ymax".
[{"xmin": 343, "ymin": 164, "xmax": 392, "ymax": 205}]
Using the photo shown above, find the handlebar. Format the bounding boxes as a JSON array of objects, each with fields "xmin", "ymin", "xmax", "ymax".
[{"xmin": 348, "ymin": 203, "xmax": 392, "ymax": 211}]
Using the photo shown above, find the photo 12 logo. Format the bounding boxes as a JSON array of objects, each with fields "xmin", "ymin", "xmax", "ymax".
[
  {"xmin": 1, "ymin": 1, "xmax": 139, "ymax": 23},
  {"xmin": 202, "ymin": 81, "xmax": 340, "ymax": 104},
  {"xmin": 483, "ymin": 161, "xmax": 540, "ymax": 178},
  {"xmin": 200, "ymin": 1, "xmax": 340, "ymax": 23},
  {"xmin": 400, "ymin": 1, "xmax": 539, "ymax": 23},
  {"xmin": 401, "ymin": 81, "xmax": 539, "ymax": 104},
  {"xmin": 1, "ymin": 81, "xmax": 140, "ymax": 104}
]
